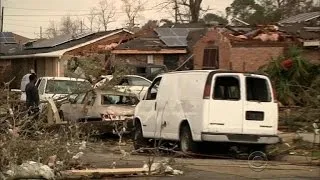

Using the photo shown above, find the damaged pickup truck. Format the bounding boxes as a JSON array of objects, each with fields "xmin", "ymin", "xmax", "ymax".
[{"xmin": 59, "ymin": 90, "xmax": 139, "ymax": 134}]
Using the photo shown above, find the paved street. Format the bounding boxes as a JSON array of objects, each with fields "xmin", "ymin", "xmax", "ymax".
[{"xmin": 82, "ymin": 149, "xmax": 320, "ymax": 180}]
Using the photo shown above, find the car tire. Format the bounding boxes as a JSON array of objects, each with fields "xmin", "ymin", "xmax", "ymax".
[
  {"xmin": 180, "ymin": 125, "xmax": 196, "ymax": 153},
  {"xmin": 133, "ymin": 122, "xmax": 147, "ymax": 151},
  {"xmin": 59, "ymin": 110, "xmax": 65, "ymax": 122}
]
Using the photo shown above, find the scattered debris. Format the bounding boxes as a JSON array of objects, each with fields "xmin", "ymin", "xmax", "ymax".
[
  {"xmin": 47, "ymin": 155, "xmax": 57, "ymax": 168},
  {"xmin": 72, "ymin": 152, "xmax": 84, "ymax": 160},
  {"xmin": 6, "ymin": 161, "xmax": 55, "ymax": 180}
]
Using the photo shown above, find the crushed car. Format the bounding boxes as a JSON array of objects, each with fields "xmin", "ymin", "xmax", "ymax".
[
  {"xmin": 94, "ymin": 75, "xmax": 152, "ymax": 100},
  {"xmin": 59, "ymin": 90, "xmax": 139, "ymax": 134}
]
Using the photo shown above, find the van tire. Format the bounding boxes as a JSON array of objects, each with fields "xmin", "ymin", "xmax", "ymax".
[
  {"xmin": 180, "ymin": 125, "xmax": 196, "ymax": 153},
  {"xmin": 133, "ymin": 122, "xmax": 147, "ymax": 151}
]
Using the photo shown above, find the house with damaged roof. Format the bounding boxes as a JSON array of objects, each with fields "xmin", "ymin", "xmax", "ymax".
[
  {"xmin": 0, "ymin": 29, "xmax": 133, "ymax": 88},
  {"xmin": 113, "ymin": 13, "xmax": 319, "ymax": 73},
  {"xmin": 111, "ymin": 28, "xmax": 202, "ymax": 71},
  {"xmin": 112, "ymin": 25, "xmax": 294, "ymax": 72}
]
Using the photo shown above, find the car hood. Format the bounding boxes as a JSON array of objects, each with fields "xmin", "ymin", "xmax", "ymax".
[{"xmin": 101, "ymin": 105, "xmax": 135, "ymax": 116}]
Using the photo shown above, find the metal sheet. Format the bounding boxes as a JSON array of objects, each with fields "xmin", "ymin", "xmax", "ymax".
[
  {"xmin": 155, "ymin": 28, "xmax": 203, "ymax": 47},
  {"xmin": 160, "ymin": 37, "xmax": 187, "ymax": 47},
  {"xmin": 279, "ymin": 11, "xmax": 320, "ymax": 24}
]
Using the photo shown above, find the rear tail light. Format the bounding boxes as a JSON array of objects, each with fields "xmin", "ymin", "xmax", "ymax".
[
  {"xmin": 203, "ymin": 72, "xmax": 214, "ymax": 99},
  {"xmin": 203, "ymin": 84, "xmax": 211, "ymax": 99}
]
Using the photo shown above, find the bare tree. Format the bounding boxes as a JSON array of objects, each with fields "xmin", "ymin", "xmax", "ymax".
[
  {"xmin": 158, "ymin": 0, "xmax": 207, "ymax": 23},
  {"xmin": 87, "ymin": 8, "xmax": 97, "ymax": 32},
  {"xmin": 60, "ymin": 16, "xmax": 81, "ymax": 35},
  {"xmin": 121, "ymin": 0, "xmax": 145, "ymax": 30},
  {"xmin": 96, "ymin": 0, "xmax": 116, "ymax": 31},
  {"xmin": 46, "ymin": 21, "xmax": 59, "ymax": 38}
]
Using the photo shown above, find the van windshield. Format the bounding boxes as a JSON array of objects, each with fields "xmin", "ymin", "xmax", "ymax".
[
  {"xmin": 246, "ymin": 77, "xmax": 271, "ymax": 102},
  {"xmin": 45, "ymin": 80, "xmax": 91, "ymax": 94}
]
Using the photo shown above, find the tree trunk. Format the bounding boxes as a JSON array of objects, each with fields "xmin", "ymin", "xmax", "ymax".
[{"xmin": 189, "ymin": 0, "xmax": 202, "ymax": 23}]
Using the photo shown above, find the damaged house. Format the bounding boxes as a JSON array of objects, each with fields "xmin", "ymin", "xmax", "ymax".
[
  {"xmin": 111, "ymin": 28, "xmax": 204, "ymax": 71},
  {"xmin": 0, "ymin": 29, "xmax": 133, "ymax": 88}
]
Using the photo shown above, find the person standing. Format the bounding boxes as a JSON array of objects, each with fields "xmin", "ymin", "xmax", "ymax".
[
  {"xmin": 25, "ymin": 74, "xmax": 40, "ymax": 115},
  {"xmin": 20, "ymin": 69, "xmax": 36, "ymax": 101}
]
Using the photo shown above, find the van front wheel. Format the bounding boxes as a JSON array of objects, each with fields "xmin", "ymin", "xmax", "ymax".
[{"xmin": 180, "ymin": 125, "xmax": 196, "ymax": 153}]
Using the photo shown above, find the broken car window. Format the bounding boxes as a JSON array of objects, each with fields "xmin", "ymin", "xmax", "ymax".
[
  {"xmin": 45, "ymin": 80, "xmax": 91, "ymax": 94},
  {"xmin": 129, "ymin": 77, "xmax": 152, "ymax": 86},
  {"xmin": 246, "ymin": 77, "xmax": 271, "ymax": 102},
  {"xmin": 213, "ymin": 76, "xmax": 240, "ymax": 100},
  {"xmin": 146, "ymin": 77, "xmax": 161, "ymax": 100},
  {"xmin": 101, "ymin": 94, "xmax": 139, "ymax": 105}
]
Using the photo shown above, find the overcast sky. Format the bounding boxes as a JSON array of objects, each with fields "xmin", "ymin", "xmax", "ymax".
[{"xmin": 2, "ymin": 0, "xmax": 233, "ymax": 39}]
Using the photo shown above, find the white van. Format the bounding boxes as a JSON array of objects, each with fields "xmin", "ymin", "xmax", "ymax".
[{"xmin": 133, "ymin": 70, "xmax": 279, "ymax": 152}]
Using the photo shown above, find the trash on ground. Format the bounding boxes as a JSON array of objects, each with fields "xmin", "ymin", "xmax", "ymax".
[{"xmin": 6, "ymin": 161, "xmax": 55, "ymax": 180}]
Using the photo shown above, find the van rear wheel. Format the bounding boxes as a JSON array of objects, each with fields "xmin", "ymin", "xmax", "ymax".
[
  {"xmin": 180, "ymin": 125, "xmax": 196, "ymax": 153},
  {"xmin": 133, "ymin": 122, "xmax": 147, "ymax": 151}
]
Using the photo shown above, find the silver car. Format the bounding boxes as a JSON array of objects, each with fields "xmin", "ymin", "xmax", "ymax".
[{"xmin": 59, "ymin": 90, "xmax": 139, "ymax": 133}]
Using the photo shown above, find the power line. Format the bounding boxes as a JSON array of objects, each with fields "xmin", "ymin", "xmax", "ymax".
[
  {"xmin": 4, "ymin": 23, "xmax": 39, "ymax": 28},
  {"xmin": 4, "ymin": 18, "xmax": 50, "ymax": 22},
  {"xmin": 3, "ymin": 7, "xmax": 164, "ymax": 17},
  {"xmin": 4, "ymin": 7, "xmax": 91, "ymax": 12}
]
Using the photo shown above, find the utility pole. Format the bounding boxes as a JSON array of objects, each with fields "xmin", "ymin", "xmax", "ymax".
[
  {"xmin": 0, "ymin": 0, "xmax": 3, "ymax": 32},
  {"xmin": 0, "ymin": 0, "xmax": 2, "ymax": 32},
  {"xmin": 80, "ymin": 20, "xmax": 83, "ymax": 33},
  {"xmin": 40, "ymin": 26, "xmax": 42, "ymax": 39}
]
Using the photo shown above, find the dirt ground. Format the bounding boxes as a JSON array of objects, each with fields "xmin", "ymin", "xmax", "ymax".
[{"xmin": 77, "ymin": 135, "xmax": 320, "ymax": 180}]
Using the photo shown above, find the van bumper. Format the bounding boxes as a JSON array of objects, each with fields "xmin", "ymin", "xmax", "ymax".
[{"xmin": 201, "ymin": 133, "xmax": 280, "ymax": 144}]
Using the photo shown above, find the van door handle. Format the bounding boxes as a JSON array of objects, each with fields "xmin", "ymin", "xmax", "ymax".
[{"xmin": 154, "ymin": 102, "xmax": 157, "ymax": 110}]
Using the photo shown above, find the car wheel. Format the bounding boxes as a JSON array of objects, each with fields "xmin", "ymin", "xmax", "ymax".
[
  {"xmin": 133, "ymin": 122, "xmax": 147, "ymax": 151},
  {"xmin": 180, "ymin": 125, "xmax": 196, "ymax": 153},
  {"xmin": 58, "ymin": 110, "xmax": 64, "ymax": 121}
]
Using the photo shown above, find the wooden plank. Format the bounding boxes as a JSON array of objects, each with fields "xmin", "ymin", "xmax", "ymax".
[
  {"xmin": 63, "ymin": 167, "xmax": 149, "ymax": 176},
  {"xmin": 112, "ymin": 49, "xmax": 187, "ymax": 54}
]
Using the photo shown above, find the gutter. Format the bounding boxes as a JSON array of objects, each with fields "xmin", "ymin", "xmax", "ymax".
[{"xmin": 0, "ymin": 29, "xmax": 133, "ymax": 59}]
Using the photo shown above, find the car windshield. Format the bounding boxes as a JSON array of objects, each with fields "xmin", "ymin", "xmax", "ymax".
[
  {"xmin": 101, "ymin": 94, "xmax": 139, "ymax": 105},
  {"xmin": 45, "ymin": 80, "xmax": 91, "ymax": 94},
  {"xmin": 129, "ymin": 77, "xmax": 151, "ymax": 86}
]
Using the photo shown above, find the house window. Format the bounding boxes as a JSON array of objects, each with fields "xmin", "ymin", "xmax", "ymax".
[
  {"xmin": 164, "ymin": 54, "xmax": 179, "ymax": 70},
  {"xmin": 147, "ymin": 55, "xmax": 154, "ymax": 64},
  {"xmin": 203, "ymin": 48, "xmax": 219, "ymax": 69},
  {"xmin": 213, "ymin": 76, "xmax": 240, "ymax": 100}
]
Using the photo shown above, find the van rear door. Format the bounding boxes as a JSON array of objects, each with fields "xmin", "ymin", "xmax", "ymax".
[
  {"xmin": 208, "ymin": 74, "xmax": 243, "ymax": 133},
  {"xmin": 242, "ymin": 75, "xmax": 277, "ymax": 135}
]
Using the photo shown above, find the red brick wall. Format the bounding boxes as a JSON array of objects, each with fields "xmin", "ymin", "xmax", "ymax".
[
  {"xmin": 191, "ymin": 29, "xmax": 287, "ymax": 72},
  {"xmin": 302, "ymin": 49, "xmax": 320, "ymax": 65},
  {"xmin": 230, "ymin": 47, "xmax": 285, "ymax": 72},
  {"xmin": 192, "ymin": 29, "xmax": 232, "ymax": 70}
]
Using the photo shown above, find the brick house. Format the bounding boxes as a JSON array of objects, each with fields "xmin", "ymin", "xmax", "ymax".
[
  {"xmin": 0, "ymin": 29, "xmax": 133, "ymax": 88},
  {"xmin": 187, "ymin": 28, "xmax": 291, "ymax": 72}
]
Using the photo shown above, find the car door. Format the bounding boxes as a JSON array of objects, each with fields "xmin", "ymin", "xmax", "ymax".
[
  {"xmin": 85, "ymin": 91, "xmax": 101, "ymax": 120},
  {"xmin": 61, "ymin": 93, "xmax": 86, "ymax": 122},
  {"xmin": 137, "ymin": 77, "xmax": 162, "ymax": 138},
  {"xmin": 242, "ymin": 75, "xmax": 277, "ymax": 135},
  {"xmin": 82, "ymin": 91, "xmax": 97, "ymax": 120},
  {"xmin": 208, "ymin": 74, "xmax": 244, "ymax": 134}
]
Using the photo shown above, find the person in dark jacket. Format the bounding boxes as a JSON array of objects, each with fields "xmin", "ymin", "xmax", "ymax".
[{"xmin": 25, "ymin": 74, "xmax": 39, "ymax": 115}]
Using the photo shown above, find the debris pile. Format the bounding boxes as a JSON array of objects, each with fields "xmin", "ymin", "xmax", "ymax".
[{"xmin": 6, "ymin": 161, "xmax": 55, "ymax": 180}]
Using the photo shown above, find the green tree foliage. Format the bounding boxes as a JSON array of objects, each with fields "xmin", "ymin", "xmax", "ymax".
[
  {"xmin": 260, "ymin": 46, "xmax": 320, "ymax": 106},
  {"xmin": 226, "ymin": 0, "xmax": 318, "ymax": 25},
  {"xmin": 203, "ymin": 13, "xmax": 228, "ymax": 25}
]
